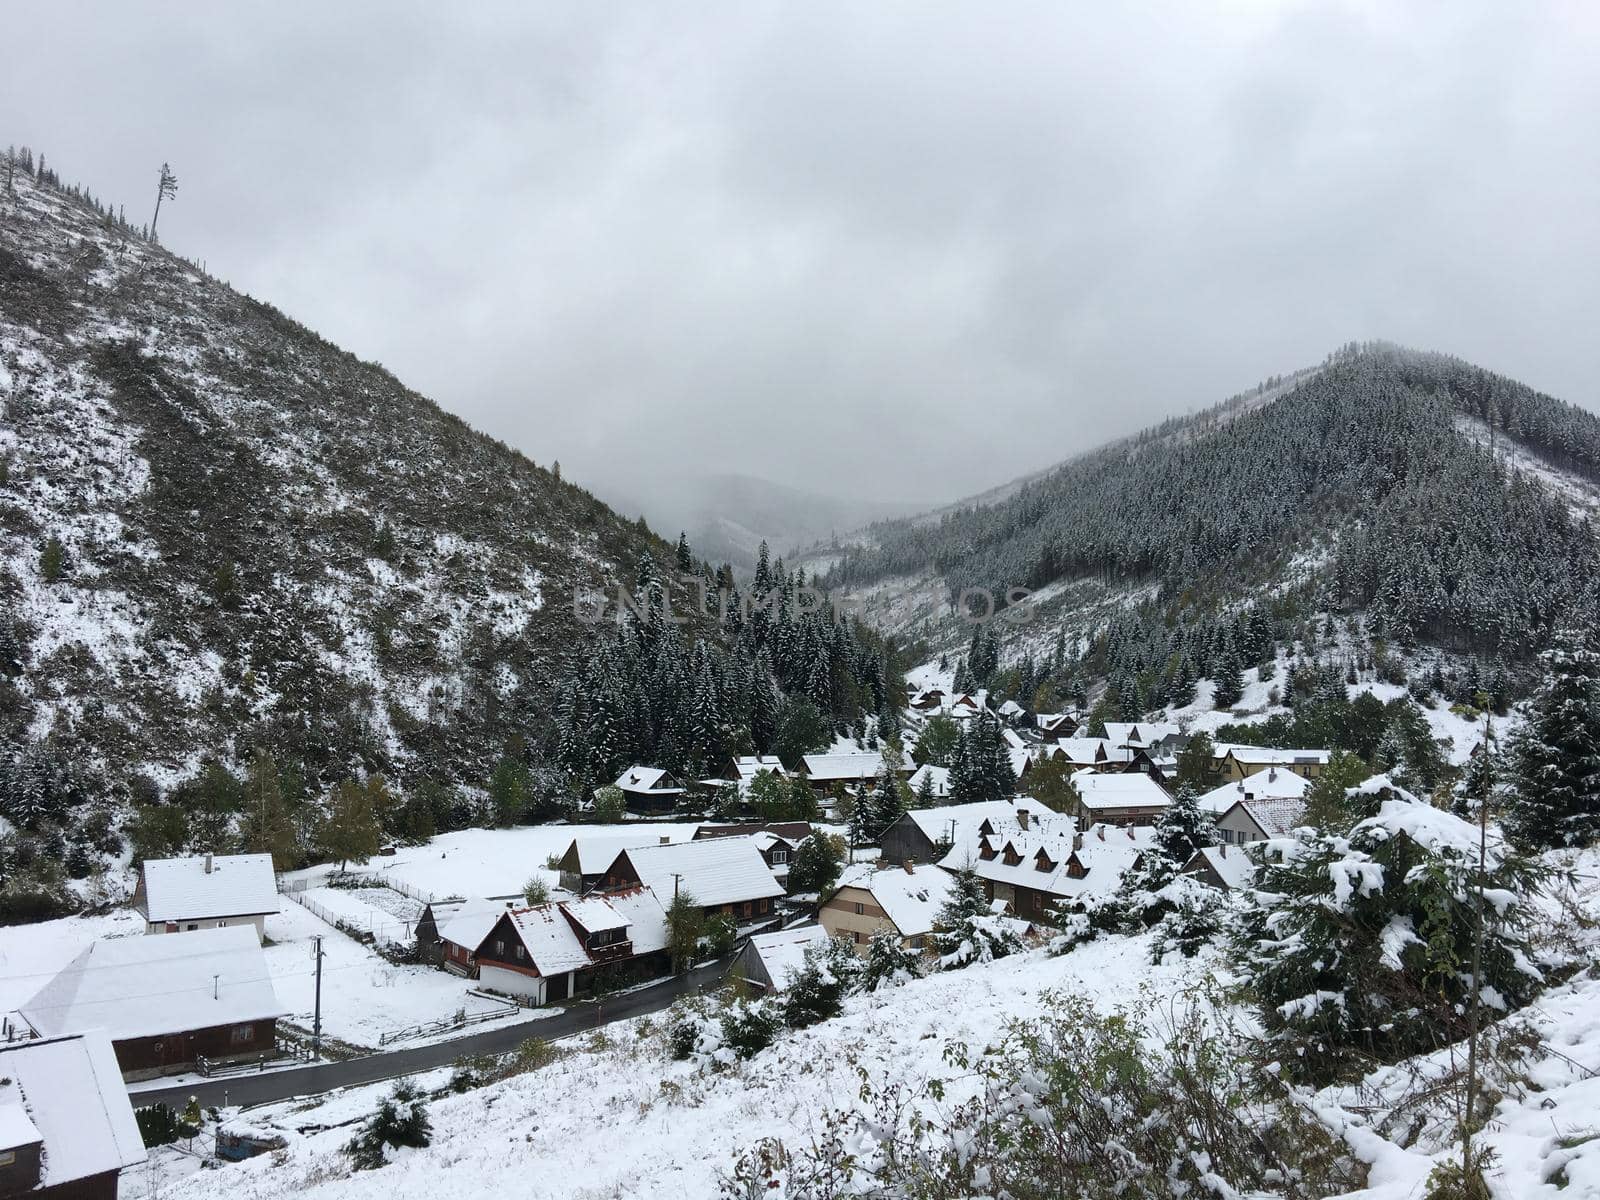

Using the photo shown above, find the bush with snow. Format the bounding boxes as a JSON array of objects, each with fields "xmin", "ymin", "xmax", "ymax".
[
  {"xmin": 780, "ymin": 937, "xmax": 862, "ymax": 1029},
  {"xmin": 1233, "ymin": 778, "xmax": 1547, "ymax": 1084},
  {"xmin": 345, "ymin": 1082, "xmax": 432, "ymax": 1171}
]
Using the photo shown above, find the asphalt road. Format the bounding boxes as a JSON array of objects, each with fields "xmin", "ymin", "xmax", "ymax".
[{"xmin": 132, "ymin": 958, "xmax": 729, "ymax": 1111}]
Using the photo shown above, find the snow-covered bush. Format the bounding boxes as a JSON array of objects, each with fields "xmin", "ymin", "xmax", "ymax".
[
  {"xmin": 719, "ymin": 999, "xmax": 784, "ymax": 1060},
  {"xmin": 1233, "ymin": 779, "xmax": 1546, "ymax": 1084},
  {"xmin": 345, "ymin": 1082, "xmax": 431, "ymax": 1171},
  {"xmin": 724, "ymin": 993, "xmax": 1363, "ymax": 1199},
  {"xmin": 781, "ymin": 937, "xmax": 862, "ymax": 1028}
]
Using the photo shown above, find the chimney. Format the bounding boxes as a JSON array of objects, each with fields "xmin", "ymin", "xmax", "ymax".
[
  {"xmin": 204, "ymin": 852, "xmax": 213, "ymax": 875},
  {"xmin": 660, "ymin": 835, "xmax": 671, "ymax": 845},
  {"xmin": 1073, "ymin": 832, "xmax": 1084, "ymax": 852},
  {"xmin": 1016, "ymin": 809, "xmax": 1030, "ymax": 831},
  {"xmin": 1096, "ymin": 825, "xmax": 1105, "ymax": 841},
  {"xmin": 1219, "ymin": 842, "xmax": 1227, "ymax": 857},
  {"xmin": 1268, "ymin": 767, "xmax": 1277, "ymax": 782},
  {"xmin": 902, "ymin": 860, "xmax": 915, "ymax": 875}
]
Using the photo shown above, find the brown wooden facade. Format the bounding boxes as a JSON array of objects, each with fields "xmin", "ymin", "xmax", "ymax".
[{"xmin": 113, "ymin": 1018, "xmax": 277, "ymax": 1079}]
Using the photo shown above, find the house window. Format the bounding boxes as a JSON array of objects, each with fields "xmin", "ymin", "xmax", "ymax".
[
  {"xmin": 854, "ymin": 902, "xmax": 864, "ymax": 916},
  {"xmin": 770, "ymin": 850, "xmax": 788, "ymax": 864},
  {"xmin": 0, "ymin": 1150, "xmax": 13, "ymax": 1167},
  {"xmin": 909, "ymin": 936, "xmax": 923, "ymax": 950},
  {"xmin": 230, "ymin": 1024, "xmax": 254, "ymax": 1046},
  {"xmin": 853, "ymin": 931, "xmax": 862, "ymax": 944},
  {"xmin": 515, "ymin": 945, "xmax": 525, "ymax": 961},
  {"xmin": 186, "ymin": 923, "xmax": 198, "ymax": 931},
  {"xmin": 494, "ymin": 939, "xmax": 505, "ymax": 956},
  {"xmin": 743, "ymin": 902, "xmax": 753, "ymax": 918}
]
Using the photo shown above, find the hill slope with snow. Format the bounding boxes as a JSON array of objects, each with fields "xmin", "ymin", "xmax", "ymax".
[{"xmin": 0, "ymin": 163, "xmax": 658, "ymax": 795}]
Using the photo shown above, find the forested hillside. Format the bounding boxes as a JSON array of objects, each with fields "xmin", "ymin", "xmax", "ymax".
[{"xmin": 829, "ymin": 343, "xmax": 1600, "ymax": 707}]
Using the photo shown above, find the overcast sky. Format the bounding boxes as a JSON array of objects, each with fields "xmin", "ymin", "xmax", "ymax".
[{"xmin": 6, "ymin": 2, "xmax": 1598, "ymax": 516}]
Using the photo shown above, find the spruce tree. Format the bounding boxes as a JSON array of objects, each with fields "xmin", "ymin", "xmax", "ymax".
[
  {"xmin": 1152, "ymin": 783, "xmax": 1217, "ymax": 864},
  {"xmin": 1508, "ymin": 633, "xmax": 1600, "ymax": 848},
  {"xmin": 860, "ymin": 926, "xmax": 921, "ymax": 991}
]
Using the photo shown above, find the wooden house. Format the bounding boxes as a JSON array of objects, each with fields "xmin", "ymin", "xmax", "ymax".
[
  {"xmin": 608, "ymin": 766, "xmax": 687, "ymax": 814},
  {"xmin": 553, "ymin": 834, "xmax": 668, "ymax": 894},
  {"xmin": 1180, "ymin": 844, "xmax": 1256, "ymax": 891},
  {"xmin": 19, "ymin": 927, "xmax": 285, "ymax": 1081},
  {"xmin": 877, "ymin": 798, "xmax": 1054, "ymax": 866},
  {"xmin": 132, "ymin": 852, "xmax": 279, "ymax": 940},
  {"xmin": 598, "ymin": 836, "xmax": 784, "ymax": 925},
  {"xmin": 947, "ymin": 822, "xmax": 1156, "ymax": 925},
  {"xmin": 472, "ymin": 888, "xmax": 669, "ymax": 1005},
  {"xmin": 818, "ymin": 862, "xmax": 955, "ymax": 955},
  {"xmin": 0, "ymin": 1031, "xmax": 144, "ymax": 1200}
]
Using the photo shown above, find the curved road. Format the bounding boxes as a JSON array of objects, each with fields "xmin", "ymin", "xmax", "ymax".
[{"xmin": 133, "ymin": 959, "xmax": 728, "ymax": 1111}]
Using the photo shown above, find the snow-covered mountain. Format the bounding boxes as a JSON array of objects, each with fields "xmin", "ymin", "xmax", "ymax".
[
  {"xmin": 0, "ymin": 161, "xmax": 661, "ymax": 795},
  {"xmin": 829, "ymin": 344, "xmax": 1600, "ymax": 708}
]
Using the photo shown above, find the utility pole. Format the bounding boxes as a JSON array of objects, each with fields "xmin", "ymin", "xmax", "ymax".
[{"xmin": 311, "ymin": 936, "xmax": 325, "ymax": 1060}]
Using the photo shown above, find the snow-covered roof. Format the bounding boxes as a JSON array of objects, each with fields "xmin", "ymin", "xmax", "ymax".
[
  {"xmin": 1185, "ymin": 845, "xmax": 1256, "ymax": 891},
  {"xmin": 1227, "ymin": 796, "xmax": 1308, "ymax": 838},
  {"xmin": 595, "ymin": 887, "xmax": 669, "ymax": 955},
  {"xmin": 802, "ymin": 752, "xmax": 890, "ymax": 782},
  {"xmin": 945, "ymin": 823, "xmax": 1155, "ymax": 902},
  {"xmin": 744, "ymin": 926, "xmax": 828, "ymax": 991},
  {"xmin": 1070, "ymin": 771, "xmax": 1172, "ymax": 812},
  {"xmin": 907, "ymin": 763, "xmax": 951, "ymax": 798},
  {"xmin": 138, "ymin": 853, "xmax": 279, "ymax": 922},
  {"xmin": 0, "ymin": 1031, "xmax": 144, "ymax": 1186},
  {"xmin": 1197, "ymin": 769, "xmax": 1310, "ymax": 813},
  {"xmin": 437, "ymin": 901, "xmax": 506, "ymax": 951},
  {"xmin": 1105, "ymin": 721, "xmax": 1180, "ymax": 748},
  {"xmin": 735, "ymin": 755, "xmax": 787, "ymax": 781},
  {"xmin": 613, "ymin": 765, "xmax": 683, "ymax": 794},
  {"xmin": 834, "ymin": 863, "xmax": 954, "ymax": 937},
  {"xmin": 1216, "ymin": 744, "xmax": 1331, "ymax": 766},
  {"xmin": 0, "ymin": 1099, "xmax": 40, "ymax": 1150},
  {"xmin": 898, "ymin": 798, "xmax": 1058, "ymax": 852},
  {"xmin": 998, "ymin": 700, "xmax": 1025, "ymax": 719},
  {"xmin": 564, "ymin": 833, "xmax": 665, "ymax": 875},
  {"xmin": 1053, "ymin": 737, "xmax": 1134, "ymax": 766},
  {"xmin": 616, "ymin": 837, "xmax": 785, "ymax": 909},
  {"xmin": 503, "ymin": 906, "xmax": 592, "ymax": 976},
  {"xmin": 561, "ymin": 894, "xmax": 629, "ymax": 934},
  {"xmin": 21, "ymin": 925, "xmax": 285, "ymax": 1042}
]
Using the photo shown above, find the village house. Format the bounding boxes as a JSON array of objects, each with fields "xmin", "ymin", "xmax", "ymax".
[
  {"xmin": 598, "ymin": 836, "xmax": 785, "ymax": 925},
  {"xmin": 434, "ymin": 900, "xmax": 510, "ymax": 977},
  {"xmin": 1050, "ymin": 737, "xmax": 1136, "ymax": 772},
  {"xmin": 1180, "ymin": 843, "xmax": 1256, "ymax": 891},
  {"xmin": 19, "ymin": 926, "xmax": 286, "ymax": 1081},
  {"xmin": 132, "ymin": 852, "xmax": 279, "ymax": 939},
  {"xmin": 1215, "ymin": 794, "xmax": 1309, "ymax": 844},
  {"xmin": 1213, "ymin": 744, "xmax": 1331, "ymax": 782},
  {"xmin": 1035, "ymin": 712, "xmax": 1081, "ymax": 737},
  {"xmin": 733, "ymin": 925, "xmax": 829, "ymax": 992},
  {"xmin": 877, "ymin": 797, "xmax": 1055, "ymax": 866},
  {"xmin": 607, "ymin": 765, "xmax": 687, "ymax": 814},
  {"xmin": 800, "ymin": 751, "xmax": 907, "ymax": 793},
  {"xmin": 819, "ymin": 861, "xmax": 956, "ymax": 955},
  {"xmin": 945, "ymin": 822, "xmax": 1157, "ymax": 925},
  {"xmin": 1197, "ymin": 766, "xmax": 1310, "ymax": 815},
  {"xmin": 1067, "ymin": 770, "xmax": 1172, "ymax": 827},
  {"xmin": 0, "ymin": 1030, "xmax": 144, "ymax": 1200},
  {"xmin": 472, "ymin": 888, "xmax": 670, "ymax": 1005},
  {"xmin": 553, "ymin": 833, "xmax": 669, "ymax": 894}
]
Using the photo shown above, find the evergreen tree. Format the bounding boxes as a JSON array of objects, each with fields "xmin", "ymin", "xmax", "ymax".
[
  {"xmin": 240, "ymin": 749, "xmax": 299, "ymax": 869},
  {"xmin": 934, "ymin": 863, "xmax": 1021, "ymax": 968},
  {"xmin": 1508, "ymin": 633, "xmax": 1600, "ymax": 848},
  {"xmin": 674, "ymin": 531, "xmax": 695, "ymax": 575},
  {"xmin": 318, "ymin": 777, "xmax": 383, "ymax": 870},
  {"xmin": 346, "ymin": 1082, "xmax": 432, "ymax": 1171},
  {"xmin": 787, "ymin": 832, "xmax": 843, "ymax": 896},
  {"xmin": 1211, "ymin": 633, "xmax": 1244, "ymax": 709},
  {"xmin": 781, "ymin": 938, "xmax": 861, "ymax": 1029},
  {"xmin": 1151, "ymin": 783, "xmax": 1216, "ymax": 864},
  {"xmin": 860, "ymin": 925, "xmax": 922, "ymax": 991}
]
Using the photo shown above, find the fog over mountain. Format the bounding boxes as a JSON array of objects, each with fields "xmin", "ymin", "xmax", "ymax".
[{"xmin": 3, "ymin": 3, "xmax": 1597, "ymax": 517}]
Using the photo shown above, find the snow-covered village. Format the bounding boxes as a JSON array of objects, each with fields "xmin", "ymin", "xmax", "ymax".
[{"xmin": 5, "ymin": 6, "xmax": 1600, "ymax": 1200}]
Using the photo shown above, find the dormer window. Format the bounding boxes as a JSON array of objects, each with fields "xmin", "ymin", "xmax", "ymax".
[
  {"xmin": 1002, "ymin": 845, "xmax": 1023, "ymax": 867},
  {"xmin": 1066, "ymin": 856, "xmax": 1087, "ymax": 880},
  {"xmin": 1034, "ymin": 850, "xmax": 1055, "ymax": 872},
  {"xmin": 979, "ymin": 840, "xmax": 998, "ymax": 860}
]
